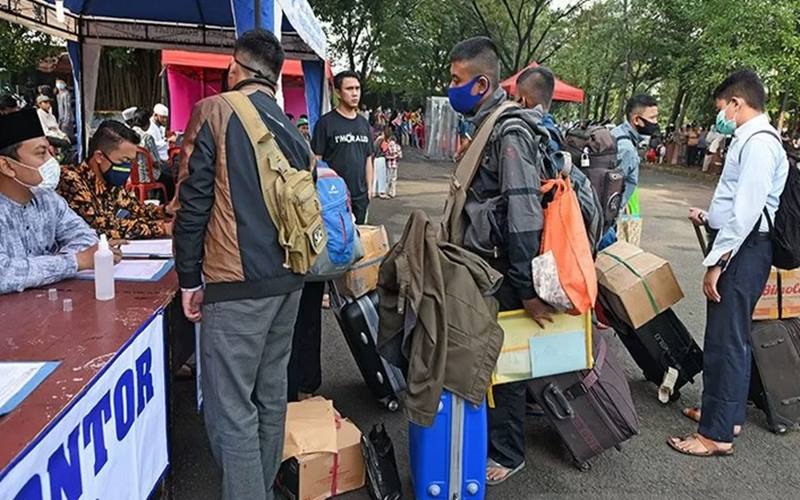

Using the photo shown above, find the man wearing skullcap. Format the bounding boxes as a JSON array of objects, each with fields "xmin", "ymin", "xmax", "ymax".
[{"xmin": 147, "ymin": 103, "xmax": 174, "ymax": 162}]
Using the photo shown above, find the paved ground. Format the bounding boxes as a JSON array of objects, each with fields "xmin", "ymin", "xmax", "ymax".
[{"xmin": 171, "ymin": 151, "xmax": 800, "ymax": 499}]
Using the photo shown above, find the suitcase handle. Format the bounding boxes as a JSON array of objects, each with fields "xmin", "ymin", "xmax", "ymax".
[
  {"xmin": 543, "ymin": 383, "xmax": 574, "ymax": 420},
  {"xmin": 761, "ymin": 338, "xmax": 785, "ymax": 349}
]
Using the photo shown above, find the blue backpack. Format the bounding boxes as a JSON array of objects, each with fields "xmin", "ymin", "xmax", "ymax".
[{"xmin": 306, "ymin": 162, "xmax": 359, "ymax": 281}]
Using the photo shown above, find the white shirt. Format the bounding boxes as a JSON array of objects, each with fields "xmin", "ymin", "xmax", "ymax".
[
  {"xmin": 37, "ymin": 108, "xmax": 69, "ymax": 142},
  {"xmin": 704, "ymin": 114, "xmax": 789, "ymax": 267},
  {"xmin": 147, "ymin": 118, "xmax": 169, "ymax": 161}
]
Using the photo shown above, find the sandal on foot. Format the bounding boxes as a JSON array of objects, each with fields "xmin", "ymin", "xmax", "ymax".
[
  {"xmin": 486, "ymin": 459, "xmax": 525, "ymax": 486},
  {"xmin": 667, "ymin": 433, "xmax": 734, "ymax": 457},
  {"xmin": 682, "ymin": 407, "xmax": 741, "ymax": 437}
]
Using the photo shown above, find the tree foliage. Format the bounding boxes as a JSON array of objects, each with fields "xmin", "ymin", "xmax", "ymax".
[{"xmin": 0, "ymin": 20, "xmax": 60, "ymax": 86}]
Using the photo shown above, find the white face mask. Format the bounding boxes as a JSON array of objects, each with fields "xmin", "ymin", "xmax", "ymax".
[
  {"xmin": 56, "ymin": 82, "xmax": 67, "ymax": 91},
  {"xmin": 7, "ymin": 156, "xmax": 61, "ymax": 190}
]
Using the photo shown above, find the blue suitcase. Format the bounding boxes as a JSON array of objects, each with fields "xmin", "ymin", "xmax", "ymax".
[{"xmin": 409, "ymin": 391, "xmax": 487, "ymax": 499}]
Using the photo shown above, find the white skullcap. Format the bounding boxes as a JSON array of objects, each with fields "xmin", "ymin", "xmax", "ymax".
[
  {"xmin": 122, "ymin": 106, "xmax": 137, "ymax": 121},
  {"xmin": 153, "ymin": 103, "xmax": 169, "ymax": 116}
]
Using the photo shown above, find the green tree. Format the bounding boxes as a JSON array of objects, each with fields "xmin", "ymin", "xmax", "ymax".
[{"xmin": 0, "ymin": 20, "xmax": 61, "ymax": 86}]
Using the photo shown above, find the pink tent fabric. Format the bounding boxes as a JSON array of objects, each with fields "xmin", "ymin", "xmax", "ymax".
[
  {"xmin": 162, "ymin": 50, "xmax": 330, "ymax": 131},
  {"xmin": 501, "ymin": 62, "xmax": 585, "ymax": 103}
]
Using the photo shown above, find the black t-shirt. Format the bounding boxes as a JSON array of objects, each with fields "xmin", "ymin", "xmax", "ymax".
[{"xmin": 312, "ymin": 110, "xmax": 373, "ymax": 198}]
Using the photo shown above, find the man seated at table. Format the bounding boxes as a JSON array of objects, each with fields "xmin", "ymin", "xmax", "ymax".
[
  {"xmin": 58, "ymin": 120, "xmax": 173, "ymax": 240},
  {"xmin": 0, "ymin": 108, "xmax": 100, "ymax": 294}
]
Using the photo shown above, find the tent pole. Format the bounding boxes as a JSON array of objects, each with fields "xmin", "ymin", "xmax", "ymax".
[{"xmin": 254, "ymin": 0, "xmax": 261, "ymax": 28}]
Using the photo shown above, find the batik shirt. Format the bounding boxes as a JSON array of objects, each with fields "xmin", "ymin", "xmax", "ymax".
[
  {"xmin": 0, "ymin": 189, "xmax": 97, "ymax": 294},
  {"xmin": 57, "ymin": 162, "xmax": 167, "ymax": 240}
]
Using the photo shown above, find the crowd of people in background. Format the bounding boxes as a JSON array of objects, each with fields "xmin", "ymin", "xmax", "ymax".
[{"xmin": 368, "ymin": 106, "xmax": 426, "ymax": 149}]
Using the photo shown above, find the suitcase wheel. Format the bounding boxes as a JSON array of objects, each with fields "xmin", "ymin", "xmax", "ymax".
[
  {"xmin": 575, "ymin": 460, "xmax": 591, "ymax": 472},
  {"xmin": 659, "ymin": 390, "xmax": 681, "ymax": 406},
  {"xmin": 770, "ymin": 424, "xmax": 788, "ymax": 435},
  {"xmin": 386, "ymin": 399, "xmax": 400, "ymax": 412}
]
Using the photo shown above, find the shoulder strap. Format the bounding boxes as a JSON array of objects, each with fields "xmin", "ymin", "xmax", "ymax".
[
  {"xmin": 453, "ymin": 100, "xmax": 519, "ymax": 190},
  {"xmin": 220, "ymin": 91, "xmax": 291, "ymax": 175},
  {"xmin": 738, "ymin": 129, "xmax": 781, "ymax": 164}
]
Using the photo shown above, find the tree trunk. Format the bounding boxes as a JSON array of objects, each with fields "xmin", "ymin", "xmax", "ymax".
[
  {"xmin": 668, "ymin": 85, "xmax": 686, "ymax": 128},
  {"xmin": 600, "ymin": 87, "xmax": 611, "ymax": 121},
  {"xmin": 776, "ymin": 82, "xmax": 791, "ymax": 130},
  {"xmin": 581, "ymin": 76, "xmax": 591, "ymax": 123},
  {"xmin": 677, "ymin": 91, "xmax": 692, "ymax": 127}
]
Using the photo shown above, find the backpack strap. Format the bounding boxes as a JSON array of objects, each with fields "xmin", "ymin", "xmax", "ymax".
[
  {"xmin": 453, "ymin": 100, "xmax": 520, "ymax": 192},
  {"xmin": 220, "ymin": 91, "xmax": 292, "ymax": 177},
  {"xmin": 615, "ymin": 133, "xmax": 638, "ymax": 147},
  {"xmin": 737, "ymin": 129, "xmax": 782, "ymax": 164}
]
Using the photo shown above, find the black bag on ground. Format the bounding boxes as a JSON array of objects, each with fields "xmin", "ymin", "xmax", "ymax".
[
  {"xmin": 563, "ymin": 125, "xmax": 624, "ymax": 233},
  {"xmin": 528, "ymin": 332, "xmax": 640, "ymax": 471},
  {"xmin": 602, "ymin": 305, "xmax": 703, "ymax": 403},
  {"xmin": 748, "ymin": 319, "xmax": 800, "ymax": 434},
  {"xmin": 331, "ymin": 288, "xmax": 406, "ymax": 411},
  {"xmin": 361, "ymin": 424, "xmax": 403, "ymax": 500}
]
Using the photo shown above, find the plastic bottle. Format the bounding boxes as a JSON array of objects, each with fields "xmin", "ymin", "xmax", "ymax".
[{"xmin": 94, "ymin": 234, "xmax": 115, "ymax": 300}]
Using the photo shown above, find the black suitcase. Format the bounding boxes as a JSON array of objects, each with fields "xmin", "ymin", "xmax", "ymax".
[
  {"xmin": 332, "ymin": 289, "xmax": 406, "ymax": 411},
  {"xmin": 603, "ymin": 306, "xmax": 704, "ymax": 403},
  {"xmin": 528, "ymin": 333, "xmax": 640, "ymax": 471},
  {"xmin": 748, "ymin": 319, "xmax": 800, "ymax": 434}
]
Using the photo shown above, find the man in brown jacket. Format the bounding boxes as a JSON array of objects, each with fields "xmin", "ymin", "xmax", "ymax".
[{"xmin": 174, "ymin": 29, "xmax": 312, "ymax": 500}]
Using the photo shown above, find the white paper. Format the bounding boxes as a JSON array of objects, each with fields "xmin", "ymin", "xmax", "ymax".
[
  {"xmin": 0, "ymin": 362, "xmax": 45, "ymax": 408},
  {"xmin": 121, "ymin": 239, "xmax": 173, "ymax": 257},
  {"xmin": 77, "ymin": 259, "xmax": 173, "ymax": 282}
]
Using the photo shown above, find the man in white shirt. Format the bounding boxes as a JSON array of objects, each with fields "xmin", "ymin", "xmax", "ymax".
[
  {"xmin": 670, "ymin": 70, "xmax": 788, "ymax": 457},
  {"xmin": 36, "ymin": 95, "xmax": 70, "ymax": 146},
  {"xmin": 147, "ymin": 103, "xmax": 174, "ymax": 162}
]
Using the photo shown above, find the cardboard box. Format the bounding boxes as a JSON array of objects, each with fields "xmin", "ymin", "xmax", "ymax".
[
  {"xmin": 276, "ymin": 398, "xmax": 366, "ymax": 500},
  {"xmin": 596, "ymin": 242, "xmax": 684, "ymax": 329},
  {"xmin": 753, "ymin": 267, "xmax": 800, "ymax": 320},
  {"xmin": 335, "ymin": 225, "xmax": 390, "ymax": 299}
]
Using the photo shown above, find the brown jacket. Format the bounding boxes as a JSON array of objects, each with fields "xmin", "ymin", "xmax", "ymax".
[
  {"xmin": 378, "ymin": 209, "xmax": 504, "ymax": 426},
  {"xmin": 173, "ymin": 81, "xmax": 313, "ymax": 303}
]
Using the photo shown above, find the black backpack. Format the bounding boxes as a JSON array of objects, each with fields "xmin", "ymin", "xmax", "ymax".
[{"xmin": 741, "ymin": 130, "xmax": 800, "ymax": 269}]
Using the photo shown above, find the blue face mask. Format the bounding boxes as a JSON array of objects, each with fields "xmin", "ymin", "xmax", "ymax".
[
  {"xmin": 101, "ymin": 152, "xmax": 132, "ymax": 186},
  {"xmin": 715, "ymin": 102, "xmax": 737, "ymax": 135},
  {"xmin": 448, "ymin": 76, "xmax": 488, "ymax": 115}
]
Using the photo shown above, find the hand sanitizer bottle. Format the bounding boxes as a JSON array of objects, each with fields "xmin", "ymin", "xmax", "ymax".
[{"xmin": 94, "ymin": 234, "xmax": 115, "ymax": 301}]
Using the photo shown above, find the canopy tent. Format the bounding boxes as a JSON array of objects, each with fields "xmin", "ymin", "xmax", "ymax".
[
  {"xmin": 162, "ymin": 50, "xmax": 333, "ymax": 132},
  {"xmin": 501, "ymin": 62, "xmax": 585, "ymax": 103},
  {"xmin": 0, "ymin": 0, "xmax": 328, "ymax": 155}
]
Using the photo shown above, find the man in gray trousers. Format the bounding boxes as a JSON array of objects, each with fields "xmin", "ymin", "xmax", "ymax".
[{"xmin": 174, "ymin": 29, "xmax": 313, "ymax": 499}]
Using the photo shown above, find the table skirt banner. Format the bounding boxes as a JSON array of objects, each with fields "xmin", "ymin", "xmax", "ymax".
[{"xmin": 0, "ymin": 313, "xmax": 169, "ymax": 500}]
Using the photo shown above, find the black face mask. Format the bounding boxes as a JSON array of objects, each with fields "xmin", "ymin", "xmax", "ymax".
[{"xmin": 636, "ymin": 117, "xmax": 660, "ymax": 137}]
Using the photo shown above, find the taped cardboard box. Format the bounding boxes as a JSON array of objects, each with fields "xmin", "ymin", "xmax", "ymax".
[
  {"xmin": 753, "ymin": 267, "xmax": 800, "ymax": 320},
  {"xmin": 335, "ymin": 225, "xmax": 390, "ymax": 299},
  {"xmin": 596, "ymin": 242, "xmax": 684, "ymax": 329},
  {"xmin": 276, "ymin": 398, "xmax": 366, "ymax": 500}
]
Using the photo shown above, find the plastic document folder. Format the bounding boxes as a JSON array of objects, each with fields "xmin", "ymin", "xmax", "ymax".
[
  {"xmin": 493, "ymin": 310, "xmax": 593, "ymax": 385},
  {"xmin": 77, "ymin": 259, "xmax": 174, "ymax": 282}
]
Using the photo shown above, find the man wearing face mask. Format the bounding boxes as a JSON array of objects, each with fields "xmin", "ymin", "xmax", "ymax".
[
  {"xmin": 670, "ymin": 70, "xmax": 788, "ymax": 457},
  {"xmin": 57, "ymin": 120, "xmax": 171, "ymax": 240},
  {"xmin": 0, "ymin": 108, "xmax": 102, "ymax": 294},
  {"xmin": 446, "ymin": 37, "xmax": 548, "ymax": 486},
  {"xmin": 612, "ymin": 94, "xmax": 659, "ymax": 212}
]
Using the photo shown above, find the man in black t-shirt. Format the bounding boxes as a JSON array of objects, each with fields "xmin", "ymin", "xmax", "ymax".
[{"xmin": 312, "ymin": 70, "xmax": 374, "ymax": 224}]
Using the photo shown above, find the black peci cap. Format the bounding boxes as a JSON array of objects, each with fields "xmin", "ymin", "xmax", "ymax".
[{"xmin": 0, "ymin": 108, "xmax": 45, "ymax": 150}]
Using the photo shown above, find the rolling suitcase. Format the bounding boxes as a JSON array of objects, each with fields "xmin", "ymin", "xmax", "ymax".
[
  {"xmin": 528, "ymin": 333, "xmax": 639, "ymax": 471},
  {"xmin": 602, "ymin": 306, "xmax": 704, "ymax": 403},
  {"xmin": 749, "ymin": 319, "xmax": 800, "ymax": 434},
  {"xmin": 332, "ymin": 288, "xmax": 406, "ymax": 411},
  {"xmin": 409, "ymin": 391, "xmax": 487, "ymax": 499}
]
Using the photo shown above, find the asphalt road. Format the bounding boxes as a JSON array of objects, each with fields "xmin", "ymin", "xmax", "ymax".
[{"xmin": 170, "ymin": 151, "xmax": 800, "ymax": 499}]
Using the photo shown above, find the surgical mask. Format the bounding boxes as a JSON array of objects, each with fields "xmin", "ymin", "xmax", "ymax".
[
  {"xmin": 56, "ymin": 82, "xmax": 67, "ymax": 91},
  {"xmin": 101, "ymin": 153, "xmax": 132, "ymax": 187},
  {"xmin": 6, "ymin": 156, "xmax": 60, "ymax": 190},
  {"xmin": 448, "ymin": 76, "xmax": 487, "ymax": 115},
  {"xmin": 715, "ymin": 103, "xmax": 737, "ymax": 135},
  {"xmin": 636, "ymin": 117, "xmax": 660, "ymax": 137}
]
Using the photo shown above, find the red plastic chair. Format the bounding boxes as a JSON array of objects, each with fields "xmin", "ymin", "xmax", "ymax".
[
  {"xmin": 127, "ymin": 147, "xmax": 168, "ymax": 203},
  {"xmin": 167, "ymin": 146, "xmax": 181, "ymax": 179}
]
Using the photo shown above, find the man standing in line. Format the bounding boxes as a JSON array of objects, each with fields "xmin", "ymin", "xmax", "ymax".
[
  {"xmin": 55, "ymin": 79, "xmax": 75, "ymax": 141},
  {"xmin": 670, "ymin": 70, "xmax": 788, "ymax": 457},
  {"xmin": 289, "ymin": 71, "xmax": 375, "ymax": 403},
  {"xmin": 515, "ymin": 65, "xmax": 560, "ymax": 151},
  {"xmin": 174, "ymin": 29, "xmax": 311, "ymax": 499},
  {"xmin": 445, "ymin": 36, "xmax": 550, "ymax": 486}
]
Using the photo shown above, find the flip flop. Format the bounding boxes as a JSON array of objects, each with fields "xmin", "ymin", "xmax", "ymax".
[
  {"xmin": 486, "ymin": 458, "xmax": 526, "ymax": 486},
  {"xmin": 667, "ymin": 433, "xmax": 734, "ymax": 457},
  {"xmin": 682, "ymin": 407, "xmax": 741, "ymax": 437}
]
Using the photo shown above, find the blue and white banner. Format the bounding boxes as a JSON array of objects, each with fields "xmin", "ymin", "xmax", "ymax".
[{"xmin": 0, "ymin": 314, "xmax": 169, "ymax": 500}]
